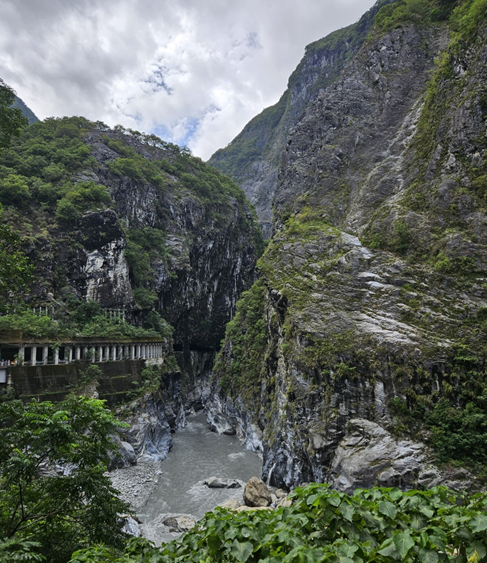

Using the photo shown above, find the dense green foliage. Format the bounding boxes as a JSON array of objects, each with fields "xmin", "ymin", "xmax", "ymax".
[
  {"xmin": 0, "ymin": 306, "xmax": 166, "ymax": 341},
  {"xmin": 388, "ymin": 343, "xmax": 487, "ymax": 473},
  {"xmin": 213, "ymin": 279, "xmax": 266, "ymax": 400},
  {"xmin": 0, "ymin": 116, "xmax": 103, "ymax": 216},
  {"xmin": 0, "ymin": 204, "xmax": 32, "ymax": 313},
  {"xmin": 0, "ymin": 80, "xmax": 28, "ymax": 149},
  {"xmin": 374, "ymin": 0, "xmax": 461, "ymax": 29},
  {"xmin": 0, "ymin": 396, "xmax": 130, "ymax": 563},
  {"xmin": 70, "ymin": 484, "xmax": 487, "ymax": 562}
]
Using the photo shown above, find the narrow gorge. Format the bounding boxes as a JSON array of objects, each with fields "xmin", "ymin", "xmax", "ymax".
[{"xmin": 2, "ymin": 0, "xmax": 487, "ymax": 560}]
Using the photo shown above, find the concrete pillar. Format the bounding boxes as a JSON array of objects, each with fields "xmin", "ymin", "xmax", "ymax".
[
  {"xmin": 31, "ymin": 346, "xmax": 37, "ymax": 366},
  {"xmin": 98, "ymin": 345, "xmax": 103, "ymax": 362},
  {"xmin": 131, "ymin": 345, "xmax": 135, "ymax": 359},
  {"xmin": 112, "ymin": 345, "xmax": 117, "ymax": 361},
  {"xmin": 42, "ymin": 346, "xmax": 48, "ymax": 365},
  {"xmin": 54, "ymin": 348, "xmax": 59, "ymax": 365},
  {"xmin": 66, "ymin": 347, "xmax": 72, "ymax": 363},
  {"xmin": 75, "ymin": 346, "xmax": 81, "ymax": 360},
  {"xmin": 18, "ymin": 345, "xmax": 25, "ymax": 365},
  {"xmin": 136, "ymin": 345, "xmax": 141, "ymax": 359}
]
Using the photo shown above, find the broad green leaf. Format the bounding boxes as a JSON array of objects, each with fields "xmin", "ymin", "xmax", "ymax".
[
  {"xmin": 379, "ymin": 501, "xmax": 397, "ymax": 519},
  {"xmin": 229, "ymin": 540, "xmax": 254, "ymax": 563},
  {"xmin": 467, "ymin": 541, "xmax": 487, "ymax": 561},
  {"xmin": 469, "ymin": 514, "xmax": 487, "ymax": 533},
  {"xmin": 419, "ymin": 506, "xmax": 435, "ymax": 518},
  {"xmin": 306, "ymin": 493, "xmax": 320, "ymax": 506},
  {"xmin": 418, "ymin": 548, "xmax": 439, "ymax": 563},
  {"xmin": 389, "ymin": 488, "xmax": 403, "ymax": 501},
  {"xmin": 429, "ymin": 535, "xmax": 446, "ymax": 551},
  {"xmin": 339, "ymin": 502, "xmax": 355, "ymax": 522},
  {"xmin": 410, "ymin": 514, "xmax": 427, "ymax": 530},
  {"xmin": 378, "ymin": 538, "xmax": 397, "ymax": 558},
  {"xmin": 393, "ymin": 531, "xmax": 415, "ymax": 558},
  {"xmin": 338, "ymin": 543, "xmax": 358, "ymax": 558},
  {"xmin": 327, "ymin": 496, "xmax": 341, "ymax": 507},
  {"xmin": 456, "ymin": 527, "xmax": 473, "ymax": 540}
]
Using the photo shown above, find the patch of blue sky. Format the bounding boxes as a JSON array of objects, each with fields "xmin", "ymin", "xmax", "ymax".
[
  {"xmin": 151, "ymin": 123, "xmax": 174, "ymax": 144},
  {"xmin": 177, "ymin": 117, "xmax": 201, "ymax": 149},
  {"xmin": 142, "ymin": 63, "xmax": 173, "ymax": 95}
]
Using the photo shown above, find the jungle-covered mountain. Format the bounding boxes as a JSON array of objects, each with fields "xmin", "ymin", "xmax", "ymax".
[
  {"xmin": 0, "ymin": 117, "xmax": 263, "ymax": 352},
  {"xmin": 209, "ymin": 0, "xmax": 487, "ymax": 491}
]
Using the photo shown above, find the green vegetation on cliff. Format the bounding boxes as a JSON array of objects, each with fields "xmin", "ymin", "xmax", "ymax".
[
  {"xmin": 213, "ymin": 279, "xmax": 266, "ymax": 401},
  {"xmin": 0, "ymin": 80, "xmax": 28, "ymax": 149}
]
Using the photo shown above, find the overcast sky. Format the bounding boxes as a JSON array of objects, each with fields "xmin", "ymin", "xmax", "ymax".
[{"xmin": 1, "ymin": 0, "xmax": 377, "ymax": 160}]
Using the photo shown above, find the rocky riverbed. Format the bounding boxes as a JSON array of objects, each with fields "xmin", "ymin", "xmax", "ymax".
[{"xmin": 109, "ymin": 458, "xmax": 163, "ymax": 511}]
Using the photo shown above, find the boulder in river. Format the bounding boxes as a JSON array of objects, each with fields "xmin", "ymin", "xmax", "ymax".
[
  {"xmin": 162, "ymin": 515, "xmax": 197, "ymax": 533},
  {"xmin": 204, "ymin": 476, "xmax": 243, "ymax": 489},
  {"xmin": 243, "ymin": 476, "xmax": 272, "ymax": 507}
]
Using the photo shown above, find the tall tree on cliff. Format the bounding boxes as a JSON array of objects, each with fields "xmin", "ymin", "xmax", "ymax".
[{"xmin": 0, "ymin": 79, "xmax": 28, "ymax": 149}]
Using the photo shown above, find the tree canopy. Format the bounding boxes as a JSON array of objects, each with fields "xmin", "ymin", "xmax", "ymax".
[
  {"xmin": 0, "ymin": 396, "xmax": 131, "ymax": 563},
  {"xmin": 0, "ymin": 80, "xmax": 28, "ymax": 149}
]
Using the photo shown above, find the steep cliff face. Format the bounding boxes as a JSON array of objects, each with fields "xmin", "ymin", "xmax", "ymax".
[
  {"xmin": 210, "ymin": 3, "xmax": 487, "ymax": 490},
  {"xmin": 0, "ymin": 120, "xmax": 262, "ymax": 352},
  {"xmin": 208, "ymin": 0, "xmax": 395, "ymax": 237}
]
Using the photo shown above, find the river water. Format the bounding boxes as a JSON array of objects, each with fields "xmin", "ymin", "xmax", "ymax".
[{"xmin": 139, "ymin": 411, "xmax": 262, "ymax": 545}]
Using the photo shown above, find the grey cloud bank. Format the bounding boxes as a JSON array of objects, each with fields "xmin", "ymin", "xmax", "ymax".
[{"xmin": 0, "ymin": 0, "xmax": 376, "ymax": 159}]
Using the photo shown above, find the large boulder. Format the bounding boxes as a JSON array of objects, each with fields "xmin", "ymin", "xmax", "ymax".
[{"xmin": 243, "ymin": 476, "xmax": 272, "ymax": 507}]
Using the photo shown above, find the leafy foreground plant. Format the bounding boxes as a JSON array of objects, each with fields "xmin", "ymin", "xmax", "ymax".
[
  {"xmin": 70, "ymin": 483, "xmax": 487, "ymax": 562},
  {"xmin": 0, "ymin": 396, "xmax": 131, "ymax": 563}
]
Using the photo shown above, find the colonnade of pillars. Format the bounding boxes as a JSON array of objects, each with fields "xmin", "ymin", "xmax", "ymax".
[{"xmin": 16, "ymin": 342, "xmax": 164, "ymax": 366}]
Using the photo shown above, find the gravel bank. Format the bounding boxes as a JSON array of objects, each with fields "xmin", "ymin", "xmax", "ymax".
[{"xmin": 109, "ymin": 459, "xmax": 162, "ymax": 511}]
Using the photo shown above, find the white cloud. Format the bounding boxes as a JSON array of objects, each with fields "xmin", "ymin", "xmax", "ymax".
[{"xmin": 0, "ymin": 0, "xmax": 377, "ymax": 159}]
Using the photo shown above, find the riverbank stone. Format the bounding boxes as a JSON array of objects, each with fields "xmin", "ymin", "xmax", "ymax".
[
  {"xmin": 162, "ymin": 515, "xmax": 197, "ymax": 533},
  {"xmin": 243, "ymin": 476, "xmax": 272, "ymax": 507}
]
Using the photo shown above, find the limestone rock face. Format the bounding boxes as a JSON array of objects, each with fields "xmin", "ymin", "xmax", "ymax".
[
  {"xmin": 243, "ymin": 477, "xmax": 272, "ymax": 507},
  {"xmin": 210, "ymin": 15, "xmax": 487, "ymax": 490},
  {"xmin": 208, "ymin": 0, "xmax": 395, "ymax": 236},
  {"xmin": 330, "ymin": 419, "xmax": 431, "ymax": 492},
  {"xmin": 120, "ymin": 395, "xmax": 173, "ymax": 461}
]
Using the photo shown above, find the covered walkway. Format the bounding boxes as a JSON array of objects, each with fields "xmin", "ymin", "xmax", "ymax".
[{"xmin": 0, "ymin": 337, "xmax": 166, "ymax": 367}]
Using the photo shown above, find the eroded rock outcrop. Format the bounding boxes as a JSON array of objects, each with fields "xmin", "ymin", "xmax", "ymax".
[
  {"xmin": 209, "ymin": 0, "xmax": 395, "ymax": 237},
  {"xmin": 209, "ymin": 11, "xmax": 487, "ymax": 490}
]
